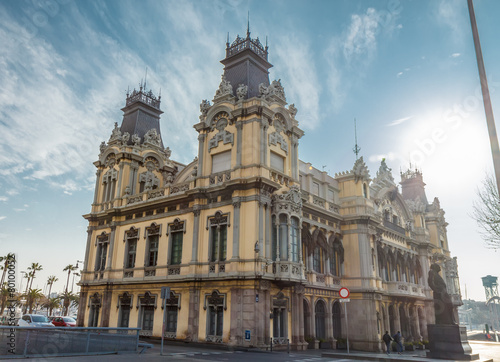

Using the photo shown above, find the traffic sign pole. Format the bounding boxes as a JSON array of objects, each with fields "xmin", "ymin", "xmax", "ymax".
[
  {"xmin": 161, "ymin": 296, "xmax": 166, "ymax": 355},
  {"xmin": 339, "ymin": 287, "xmax": 350, "ymax": 354},
  {"xmin": 345, "ymin": 301, "xmax": 349, "ymax": 354}
]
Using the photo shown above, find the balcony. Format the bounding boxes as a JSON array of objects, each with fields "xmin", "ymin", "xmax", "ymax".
[
  {"xmin": 383, "ymin": 220, "xmax": 406, "ymax": 235},
  {"xmin": 272, "ymin": 261, "xmax": 304, "ymax": 284}
]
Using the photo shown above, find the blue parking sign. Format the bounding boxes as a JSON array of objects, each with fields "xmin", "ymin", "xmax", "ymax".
[{"xmin": 244, "ymin": 329, "xmax": 251, "ymax": 341}]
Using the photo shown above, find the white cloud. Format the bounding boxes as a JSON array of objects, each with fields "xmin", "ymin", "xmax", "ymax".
[
  {"xmin": 343, "ymin": 8, "xmax": 381, "ymax": 63},
  {"xmin": 386, "ymin": 116, "xmax": 413, "ymax": 127},
  {"xmin": 0, "ymin": 196, "xmax": 7, "ymax": 202},
  {"xmin": 436, "ymin": 0, "xmax": 466, "ymax": 44},
  {"xmin": 274, "ymin": 35, "xmax": 321, "ymax": 129},
  {"xmin": 451, "ymin": 53, "xmax": 461, "ymax": 58},
  {"xmin": 0, "ymin": 216, "xmax": 6, "ymax": 221},
  {"xmin": 369, "ymin": 152, "xmax": 400, "ymax": 163},
  {"xmin": 6, "ymin": 189, "xmax": 18, "ymax": 196},
  {"xmin": 13, "ymin": 208, "xmax": 26, "ymax": 212},
  {"xmin": 397, "ymin": 72, "xmax": 403, "ymax": 78}
]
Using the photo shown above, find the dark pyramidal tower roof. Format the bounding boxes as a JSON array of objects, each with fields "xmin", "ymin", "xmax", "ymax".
[
  {"xmin": 221, "ymin": 27, "xmax": 272, "ymax": 99},
  {"xmin": 119, "ymin": 84, "xmax": 164, "ymax": 148}
]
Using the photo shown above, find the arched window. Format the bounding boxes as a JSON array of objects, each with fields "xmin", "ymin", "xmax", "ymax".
[
  {"xmin": 313, "ymin": 247, "xmax": 322, "ymax": 273},
  {"xmin": 315, "ymin": 300, "xmax": 326, "ymax": 339},
  {"xmin": 332, "ymin": 301, "xmax": 342, "ymax": 339}
]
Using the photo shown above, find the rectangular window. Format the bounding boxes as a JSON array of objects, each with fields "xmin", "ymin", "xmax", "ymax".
[
  {"xmin": 273, "ymin": 308, "xmax": 286, "ymax": 338},
  {"xmin": 212, "ymin": 151, "xmax": 231, "ymax": 173},
  {"xmin": 312, "ymin": 182, "xmax": 320, "ymax": 196},
  {"xmin": 120, "ymin": 307, "xmax": 130, "ymax": 327},
  {"xmin": 279, "ymin": 215, "xmax": 288, "ymax": 261},
  {"xmin": 328, "ymin": 189, "xmax": 334, "ymax": 202},
  {"xmin": 270, "ymin": 152, "xmax": 284, "ymax": 173},
  {"xmin": 126, "ymin": 240, "xmax": 137, "ymax": 268},
  {"xmin": 210, "ymin": 225, "xmax": 227, "ymax": 262},
  {"xmin": 208, "ymin": 306, "xmax": 223, "ymax": 336},
  {"xmin": 142, "ymin": 307, "xmax": 154, "ymax": 331},
  {"xmin": 147, "ymin": 235, "xmax": 159, "ymax": 267},
  {"xmin": 166, "ymin": 306, "xmax": 178, "ymax": 332},
  {"xmin": 170, "ymin": 231, "xmax": 183, "ymax": 265},
  {"xmin": 291, "ymin": 217, "xmax": 299, "ymax": 262},
  {"xmin": 95, "ymin": 243, "xmax": 107, "ymax": 271}
]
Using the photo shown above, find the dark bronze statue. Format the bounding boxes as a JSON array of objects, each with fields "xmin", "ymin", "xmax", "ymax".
[{"xmin": 428, "ymin": 263, "xmax": 456, "ymax": 325}]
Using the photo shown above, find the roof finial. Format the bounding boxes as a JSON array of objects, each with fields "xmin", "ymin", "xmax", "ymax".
[
  {"xmin": 247, "ymin": 11, "xmax": 250, "ymax": 38},
  {"xmin": 353, "ymin": 118, "xmax": 361, "ymax": 160}
]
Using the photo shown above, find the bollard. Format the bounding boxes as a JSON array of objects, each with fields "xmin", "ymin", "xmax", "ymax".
[
  {"xmin": 270, "ymin": 337, "xmax": 273, "ymax": 352},
  {"xmin": 287, "ymin": 338, "xmax": 290, "ymax": 354}
]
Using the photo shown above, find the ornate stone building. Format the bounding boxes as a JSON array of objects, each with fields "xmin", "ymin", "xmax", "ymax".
[{"xmin": 77, "ymin": 30, "xmax": 461, "ymax": 351}]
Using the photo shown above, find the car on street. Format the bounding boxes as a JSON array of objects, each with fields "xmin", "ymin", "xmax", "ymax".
[
  {"xmin": 51, "ymin": 316, "xmax": 76, "ymax": 327},
  {"xmin": 17, "ymin": 314, "xmax": 55, "ymax": 327}
]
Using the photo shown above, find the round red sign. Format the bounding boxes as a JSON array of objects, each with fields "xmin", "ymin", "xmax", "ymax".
[{"xmin": 339, "ymin": 287, "xmax": 350, "ymax": 299}]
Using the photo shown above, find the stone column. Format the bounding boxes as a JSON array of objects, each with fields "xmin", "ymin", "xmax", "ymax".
[
  {"xmin": 93, "ymin": 169, "xmax": 102, "ymax": 204},
  {"xmin": 309, "ymin": 295, "xmax": 316, "ymax": 340},
  {"xmin": 191, "ymin": 207, "xmax": 201, "ymax": 262},
  {"xmin": 260, "ymin": 121, "xmax": 268, "ymax": 165},
  {"xmin": 326, "ymin": 299, "xmax": 334, "ymax": 342},
  {"xmin": 291, "ymin": 289, "xmax": 300, "ymax": 347},
  {"xmin": 297, "ymin": 287, "xmax": 306, "ymax": 347},
  {"xmin": 76, "ymin": 287, "xmax": 87, "ymax": 327},
  {"xmin": 265, "ymin": 202, "xmax": 271, "ymax": 259},
  {"xmin": 83, "ymin": 227, "xmax": 94, "ymax": 273},
  {"xmin": 197, "ymin": 134, "xmax": 206, "ymax": 177},
  {"xmin": 100, "ymin": 283, "xmax": 113, "ymax": 327},
  {"xmin": 236, "ymin": 122, "xmax": 243, "ymax": 167},
  {"xmin": 129, "ymin": 162, "xmax": 139, "ymax": 194},
  {"xmin": 115, "ymin": 161, "xmax": 125, "ymax": 199},
  {"xmin": 188, "ymin": 286, "xmax": 200, "ymax": 341},
  {"xmin": 232, "ymin": 199, "xmax": 241, "ymax": 259}
]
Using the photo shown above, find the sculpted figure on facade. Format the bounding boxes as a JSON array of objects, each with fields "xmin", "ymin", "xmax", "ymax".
[
  {"xmin": 144, "ymin": 129, "xmax": 161, "ymax": 146},
  {"xmin": 121, "ymin": 132, "xmax": 130, "ymax": 145},
  {"xmin": 99, "ymin": 141, "xmax": 107, "ymax": 154},
  {"xmin": 352, "ymin": 156, "xmax": 370, "ymax": 183},
  {"xmin": 236, "ymin": 84, "xmax": 248, "ymax": 101},
  {"xmin": 109, "ymin": 122, "xmax": 122, "ymax": 143},
  {"xmin": 288, "ymin": 103, "xmax": 297, "ymax": 118},
  {"xmin": 214, "ymin": 75, "xmax": 233, "ymax": 98},
  {"xmin": 428, "ymin": 263, "xmax": 456, "ymax": 325},
  {"xmin": 200, "ymin": 99, "xmax": 211, "ymax": 118},
  {"xmin": 259, "ymin": 79, "xmax": 286, "ymax": 102},
  {"xmin": 132, "ymin": 133, "xmax": 141, "ymax": 146}
]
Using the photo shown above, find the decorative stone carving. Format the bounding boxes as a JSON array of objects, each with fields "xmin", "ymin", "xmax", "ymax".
[
  {"xmin": 405, "ymin": 197, "xmax": 426, "ymax": 213},
  {"xmin": 163, "ymin": 171, "xmax": 175, "ymax": 184},
  {"xmin": 143, "ymin": 129, "xmax": 161, "ymax": 147},
  {"xmin": 428, "ymin": 263, "xmax": 456, "ymax": 325},
  {"xmin": 272, "ymin": 185, "xmax": 302, "ymax": 216},
  {"xmin": 105, "ymin": 154, "xmax": 116, "ymax": 168},
  {"xmin": 352, "ymin": 156, "xmax": 370, "ymax": 183},
  {"xmin": 200, "ymin": 99, "xmax": 211, "ymax": 117},
  {"xmin": 99, "ymin": 141, "xmax": 106, "ymax": 154},
  {"xmin": 132, "ymin": 133, "xmax": 141, "ymax": 146},
  {"xmin": 164, "ymin": 147, "xmax": 171, "ymax": 159},
  {"xmin": 208, "ymin": 113, "xmax": 234, "ymax": 152},
  {"xmin": 236, "ymin": 84, "xmax": 248, "ymax": 101},
  {"xmin": 214, "ymin": 74, "xmax": 233, "ymax": 99},
  {"xmin": 288, "ymin": 103, "xmax": 297, "ymax": 118},
  {"xmin": 121, "ymin": 132, "xmax": 130, "ymax": 145},
  {"xmin": 139, "ymin": 170, "xmax": 160, "ymax": 191},
  {"xmin": 376, "ymin": 158, "xmax": 394, "ymax": 183},
  {"xmin": 108, "ymin": 122, "xmax": 122, "ymax": 143},
  {"xmin": 259, "ymin": 79, "xmax": 286, "ymax": 102}
]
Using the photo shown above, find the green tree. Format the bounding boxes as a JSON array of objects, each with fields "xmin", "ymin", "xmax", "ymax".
[
  {"xmin": 46, "ymin": 275, "xmax": 58, "ymax": 299},
  {"xmin": 60, "ymin": 291, "xmax": 79, "ymax": 316},
  {"xmin": 27, "ymin": 262, "xmax": 43, "ymax": 293},
  {"xmin": 0, "ymin": 253, "xmax": 16, "ymax": 287},
  {"xmin": 472, "ymin": 174, "xmax": 500, "ymax": 249},
  {"xmin": 62, "ymin": 265, "xmax": 78, "ymax": 315},
  {"xmin": 43, "ymin": 297, "xmax": 61, "ymax": 316},
  {"xmin": 25, "ymin": 288, "xmax": 43, "ymax": 314},
  {"xmin": 0, "ymin": 283, "xmax": 9, "ymax": 315}
]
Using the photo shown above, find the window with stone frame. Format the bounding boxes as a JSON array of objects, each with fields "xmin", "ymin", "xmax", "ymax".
[
  {"xmin": 270, "ymin": 151, "xmax": 284, "ymax": 173},
  {"xmin": 94, "ymin": 233, "xmax": 109, "ymax": 271},
  {"xmin": 102, "ymin": 165, "xmax": 118, "ymax": 203},
  {"xmin": 124, "ymin": 228, "xmax": 139, "ymax": 269},
  {"xmin": 211, "ymin": 151, "xmax": 231, "ymax": 173},
  {"xmin": 313, "ymin": 247, "xmax": 323, "ymax": 273},
  {"xmin": 118, "ymin": 292, "xmax": 132, "ymax": 328},
  {"xmin": 145, "ymin": 224, "xmax": 161, "ymax": 267},
  {"xmin": 208, "ymin": 212, "xmax": 228, "ymax": 262},
  {"xmin": 329, "ymin": 237, "xmax": 344, "ymax": 277},
  {"xmin": 138, "ymin": 292, "xmax": 156, "ymax": 335},
  {"xmin": 165, "ymin": 291, "xmax": 180, "ymax": 336},
  {"xmin": 204, "ymin": 291, "xmax": 226, "ymax": 342},
  {"xmin": 168, "ymin": 219, "xmax": 185, "ymax": 265},
  {"xmin": 88, "ymin": 293, "xmax": 101, "ymax": 327}
]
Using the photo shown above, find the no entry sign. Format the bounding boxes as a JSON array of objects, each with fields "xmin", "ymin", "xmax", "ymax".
[{"xmin": 339, "ymin": 287, "xmax": 350, "ymax": 299}]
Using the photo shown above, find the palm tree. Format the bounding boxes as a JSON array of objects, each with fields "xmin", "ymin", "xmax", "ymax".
[
  {"xmin": 25, "ymin": 288, "xmax": 43, "ymax": 314},
  {"xmin": 43, "ymin": 297, "xmax": 61, "ymax": 316},
  {"xmin": 62, "ymin": 264, "xmax": 78, "ymax": 316},
  {"xmin": 60, "ymin": 291, "xmax": 79, "ymax": 316},
  {"xmin": 27, "ymin": 262, "xmax": 43, "ymax": 294},
  {"xmin": 46, "ymin": 275, "xmax": 58, "ymax": 299},
  {"xmin": 0, "ymin": 283, "xmax": 9, "ymax": 315},
  {"xmin": 0, "ymin": 253, "xmax": 16, "ymax": 286},
  {"xmin": 63, "ymin": 264, "xmax": 78, "ymax": 295}
]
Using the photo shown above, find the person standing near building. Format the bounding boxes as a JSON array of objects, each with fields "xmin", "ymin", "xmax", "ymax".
[
  {"xmin": 382, "ymin": 331, "xmax": 393, "ymax": 354},
  {"xmin": 393, "ymin": 331, "xmax": 403, "ymax": 354}
]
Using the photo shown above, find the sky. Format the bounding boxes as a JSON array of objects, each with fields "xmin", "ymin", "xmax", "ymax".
[{"xmin": 0, "ymin": 0, "xmax": 499, "ymax": 302}]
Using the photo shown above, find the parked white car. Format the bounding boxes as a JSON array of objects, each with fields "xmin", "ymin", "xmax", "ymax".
[{"xmin": 17, "ymin": 314, "xmax": 55, "ymax": 327}]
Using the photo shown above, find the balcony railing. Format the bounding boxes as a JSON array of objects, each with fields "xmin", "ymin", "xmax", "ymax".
[{"xmin": 383, "ymin": 220, "xmax": 406, "ymax": 235}]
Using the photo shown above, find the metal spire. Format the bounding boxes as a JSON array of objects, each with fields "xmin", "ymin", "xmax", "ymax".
[
  {"xmin": 353, "ymin": 118, "xmax": 361, "ymax": 159},
  {"xmin": 247, "ymin": 11, "xmax": 250, "ymax": 38},
  {"xmin": 468, "ymin": 0, "xmax": 500, "ymax": 195},
  {"xmin": 144, "ymin": 67, "xmax": 148, "ymax": 90}
]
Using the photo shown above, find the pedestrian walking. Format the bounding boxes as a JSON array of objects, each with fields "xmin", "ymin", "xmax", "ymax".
[
  {"xmin": 393, "ymin": 331, "xmax": 403, "ymax": 354},
  {"xmin": 382, "ymin": 331, "xmax": 393, "ymax": 354}
]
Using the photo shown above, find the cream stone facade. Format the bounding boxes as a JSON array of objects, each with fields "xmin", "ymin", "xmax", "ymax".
[{"xmin": 77, "ymin": 31, "xmax": 461, "ymax": 352}]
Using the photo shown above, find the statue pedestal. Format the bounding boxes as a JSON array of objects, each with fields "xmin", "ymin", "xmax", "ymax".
[{"xmin": 426, "ymin": 324, "xmax": 479, "ymax": 360}]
